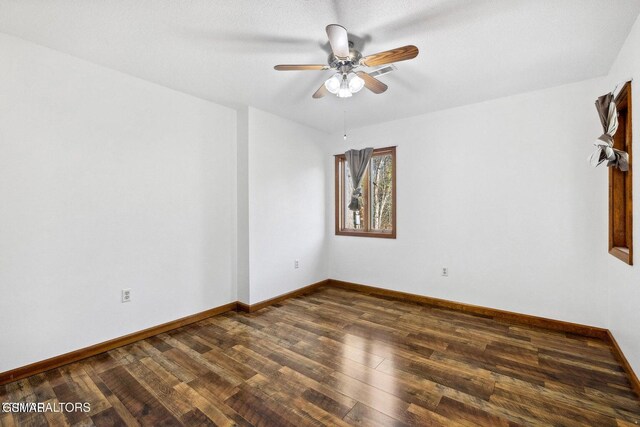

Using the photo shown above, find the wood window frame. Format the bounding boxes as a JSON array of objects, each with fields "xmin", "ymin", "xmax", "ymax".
[
  {"xmin": 609, "ymin": 81, "xmax": 633, "ymax": 265},
  {"xmin": 334, "ymin": 146, "xmax": 396, "ymax": 239}
]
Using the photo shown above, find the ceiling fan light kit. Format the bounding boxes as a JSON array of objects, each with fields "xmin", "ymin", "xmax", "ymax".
[
  {"xmin": 274, "ymin": 24, "xmax": 419, "ymax": 99},
  {"xmin": 325, "ymin": 72, "xmax": 365, "ymax": 98}
]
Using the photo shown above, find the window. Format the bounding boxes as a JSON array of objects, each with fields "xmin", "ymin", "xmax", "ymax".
[
  {"xmin": 335, "ymin": 146, "xmax": 396, "ymax": 238},
  {"xmin": 609, "ymin": 82, "xmax": 633, "ymax": 265}
]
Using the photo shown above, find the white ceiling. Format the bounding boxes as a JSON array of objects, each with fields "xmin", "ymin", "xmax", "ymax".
[{"xmin": 0, "ymin": 0, "xmax": 639, "ymax": 133}]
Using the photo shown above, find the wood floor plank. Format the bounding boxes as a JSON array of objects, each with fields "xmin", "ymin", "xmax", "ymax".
[
  {"xmin": 491, "ymin": 384, "xmax": 618, "ymax": 426},
  {"xmin": 98, "ymin": 365, "xmax": 181, "ymax": 426},
  {"xmin": 244, "ymin": 373, "xmax": 338, "ymax": 426},
  {"xmin": 290, "ymin": 339, "xmax": 442, "ymax": 412},
  {"xmin": 344, "ymin": 401, "xmax": 410, "ymax": 426},
  {"xmin": 277, "ymin": 366, "xmax": 358, "ymax": 416},
  {"xmin": 173, "ymin": 382, "xmax": 242, "ymax": 427},
  {"xmin": 82, "ymin": 364, "xmax": 142, "ymax": 427},
  {"xmin": 1, "ymin": 287, "xmax": 639, "ymax": 426},
  {"xmin": 50, "ymin": 381, "xmax": 92, "ymax": 426},
  {"xmin": 90, "ymin": 406, "xmax": 126, "ymax": 427},
  {"xmin": 325, "ymin": 371, "xmax": 413, "ymax": 424},
  {"xmin": 405, "ymin": 402, "xmax": 467, "ymax": 427},
  {"xmin": 377, "ymin": 356, "xmax": 495, "ymax": 400},
  {"xmin": 179, "ymin": 408, "xmax": 216, "ymax": 426},
  {"xmin": 124, "ymin": 360, "xmax": 193, "ymax": 420},
  {"xmin": 287, "ymin": 395, "xmax": 354, "ymax": 427},
  {"xmin": 0, "ymin": 413, "xmax": 15, "ymax": 427},
  {"xmin": 435, "ymin": 395, "xmax": 516, "ymax": 427},
  {"xmin": 67, "ymin": 368, "xmax": 111, "ymax": 415},
  {"xmin": 224, "ymin": 385, "xmax": 301, "ymax": 427}
]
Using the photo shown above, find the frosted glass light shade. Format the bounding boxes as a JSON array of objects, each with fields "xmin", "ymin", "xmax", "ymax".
[
  {"xmin": 348, "ymin": 73, "xmax": 364, "ymax": 93},
  {"xmin": 338, "ymin": 87, "xmax": 352, "ymax": 98},
  {"xmin": 324, "ymin": 74, "xmax": 341, "ymax": 94}
]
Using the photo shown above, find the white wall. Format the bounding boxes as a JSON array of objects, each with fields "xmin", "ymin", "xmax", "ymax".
[
  {"xmin": 326, "ymin": 77, "xmax": 608, "ymax": 327},
  {"xmin": 601, "ymin": 14, "xmax": 640, "ymax": 375},
  {"xmin": 235, "ymin": 107, "xmax": 250, "ymax": 303},
  {"xmin": 247, "ymin": 107, "xmax": 328, "ymax": 304},
  {"xmin": 0, "ymin": 33, "xmax": 237, "ymax": 372}
]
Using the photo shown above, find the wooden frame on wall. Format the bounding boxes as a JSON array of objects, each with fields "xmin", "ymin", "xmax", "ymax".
[
  {"xmin": 334, "ymin": 146, "xmax": 396, "ymax": 238},
  {"xmin": 609, "ymin": 82, "xmax": 633, "ymax": 265}
]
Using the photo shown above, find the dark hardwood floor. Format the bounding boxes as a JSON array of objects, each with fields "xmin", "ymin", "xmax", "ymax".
[{"xmin": 1, "ymin": 287, "xmax": 640, "ymax": 426}]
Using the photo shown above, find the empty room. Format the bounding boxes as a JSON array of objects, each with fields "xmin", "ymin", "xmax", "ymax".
[{"xmin": 2, "ymin": 0, "xmax": 640, "ymax": 425}]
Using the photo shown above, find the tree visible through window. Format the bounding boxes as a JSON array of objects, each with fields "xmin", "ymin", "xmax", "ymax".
[{"xmin": 335, "ymin": 146, "xmax": 396, "ymax": 238}]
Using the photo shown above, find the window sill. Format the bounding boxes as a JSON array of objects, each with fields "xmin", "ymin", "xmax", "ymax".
[
  {"xmin": 609, "ymin": 246, "xmax": 632, "ymax": 265},
  {"xmin": 335, "ymin": 230, "xmax": 396, "ymax": 239}
]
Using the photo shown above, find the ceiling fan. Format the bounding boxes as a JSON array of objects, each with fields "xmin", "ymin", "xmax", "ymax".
[{"xmin": 274, "ymin": 24, "xmax": 419, "ymax": 99}]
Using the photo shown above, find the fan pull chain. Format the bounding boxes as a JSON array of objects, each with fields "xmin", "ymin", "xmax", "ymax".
[{"xmin": 343, "ymin": 110, "xmax": 347, "ymax": 140}]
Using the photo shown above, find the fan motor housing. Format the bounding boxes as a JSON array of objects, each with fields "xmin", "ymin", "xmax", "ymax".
[{"xmin": 328, "ymin": 48, "xmax": 363, "ymax": 71}]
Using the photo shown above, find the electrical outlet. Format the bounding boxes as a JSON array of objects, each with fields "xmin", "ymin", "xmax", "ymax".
[
  {"xmin": 294, "ymin": 259, "xmax": 300, "ymax": 269},
  {"xmin": 442, "ymin": 267, "xmax": 448, "ymax": 277},
  {"xmin": 122, "ymin": 288, "xmax": 131, "ymax": 303}
]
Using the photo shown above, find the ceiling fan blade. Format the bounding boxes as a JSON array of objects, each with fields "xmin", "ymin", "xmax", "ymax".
[
  {"xmin": 274, "ymin": 64, "xmax": 328, "ymax": 71},
  {"xmin": 326, "ymin": 24, "xmax": 350, "ymax": 59},
  {"xmin": 356, "ymin": 71, "xmax": 388, "ymax": 94},
  {"xmin": 312, "ymin": 83, "xmax": 329, "ymax": 99},
  {"xmin": 361, "ymin": 45, "xmax": 419, "ymax": 67}
]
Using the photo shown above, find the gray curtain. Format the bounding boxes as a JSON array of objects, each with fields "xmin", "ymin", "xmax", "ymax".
[
  {"xmin": 589, "ymin": 92, "xmax": 629, "ymax": 171},
  {"xmin": 345, "ymin": 147, "xmax": 374, "ymax": 211}
]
